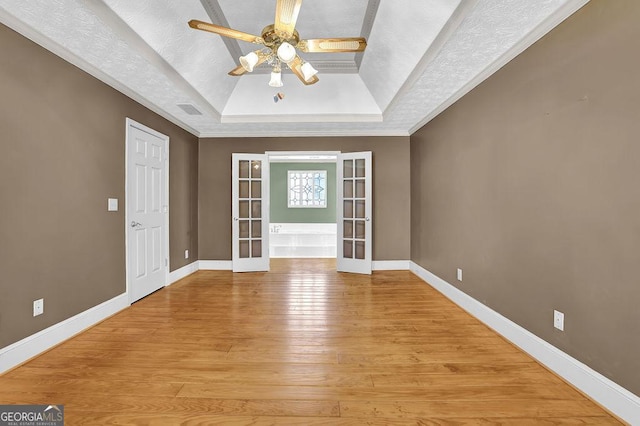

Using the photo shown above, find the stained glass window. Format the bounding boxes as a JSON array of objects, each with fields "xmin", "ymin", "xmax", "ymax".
[{"xmin": 287, "ymin": 170, "xmax": 327, "ymax": 208}]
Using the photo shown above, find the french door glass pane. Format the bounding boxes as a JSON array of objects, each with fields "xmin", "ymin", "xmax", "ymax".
[
  {"xmin": 239, "ymin": 181, "xmax": 249, "ymax": 198},
  {"xmin": 344, "ymin": 220, "xmax": 353, "ymax": 238},
  {"xmin": 251, "ymin": 200, "xmax": 262, "ymax": 218},
  {"xmin": 251, "ymin": 220, "xmax": 262, "ymax": 238},
  {"xmin": 355, "ymin": 159, "xmax": 365, "ymax": 177},
  {"xmin": 251, "ymin": 240, "xmax": 262, "ymax": 257},
  {"xmin": 355, "ymin": 200, "xmax": 365, "ymax": 218},
  {"xmin": 344, "ymin": 160, "xmax": 353, "ymax": 178},
  {"xmin": 355, "ymin": 220, "xmax": 365, "ymax": 239},
  {"xmin": 239, "ymin": 161, "xmax": 250, "ymax": 178},
  {"xmin": 239, "ymin": 240, "xmax": 250, "ymax": 258},
  {"xmin": 343, "ymin": 180, "xmax": 353, "ymax": 198},
  {"xmin": 251, "ymin": 181, "xmax": 261, "ymax": 198},
  {"xmin": 355, "ymin": 179, "xmax": 365, "ymax": 198},
  {"xmin": 355, "ymin": 241, "xmax": 365, "ymax": 259},
  {"xmin": 239, "ymin": 200, "xmax": 249, "ymax": 218},
  {"xmin": 239, "ymin": 220, "xmax": 249, "ymax": 238},
  {"xmin": 251, "ymin": 161, "xmax": 262, "ymax": 178},
  {"xmin": 344, "ymin": 200, "xmax": 353, "ymax": 218},
  {"xmin": 344, "ymin": 240, "xmax": 353, "ymax": 258}
]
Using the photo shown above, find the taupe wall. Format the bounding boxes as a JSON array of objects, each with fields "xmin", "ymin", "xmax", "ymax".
[
  {"xmin": 0, "ymin": 24, "xmax": 198, "ymax": 348},
  {"xmin": 199, "ymin": 137, "xmax": 410, "ymax": 261},
  {"xmin": 169, "ymin": 130, "xmax": 199, "ymax": 267},
  {"xmin": 410, "ymin": 0, "xmax": 640, "ymax": 395}
]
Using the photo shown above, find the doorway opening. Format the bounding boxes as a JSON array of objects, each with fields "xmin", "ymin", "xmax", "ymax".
[
  {"xmin": 267, "ymin": 152, "xmax": 339, "ymax": 259},
  {"xmin": 232, "ymin": 151, "xmax": 372, "ymax": 274}
]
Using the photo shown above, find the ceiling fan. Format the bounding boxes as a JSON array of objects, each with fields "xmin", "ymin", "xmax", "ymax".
[{"xmin": 188, "ymin": 0, "xmax": 367, "ymax": 87}]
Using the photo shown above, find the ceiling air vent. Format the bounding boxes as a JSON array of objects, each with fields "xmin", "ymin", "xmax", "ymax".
[{"xmin": 177, "ymin": 103, "xmax": 203, "ymax": 116}]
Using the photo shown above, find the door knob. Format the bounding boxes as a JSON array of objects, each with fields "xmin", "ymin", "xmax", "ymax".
[{"xmin": 130, "ymin": 221, "xmax": 142, "ymax": 227}]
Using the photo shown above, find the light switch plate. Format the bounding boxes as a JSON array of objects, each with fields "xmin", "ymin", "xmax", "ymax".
[
  {"xmin": 108, "ymin": 198, "xmax": 118, "ymax": 212},
  {"xmin": 457, "ymin": 268, "xmax": 463, "ymax": 281}
]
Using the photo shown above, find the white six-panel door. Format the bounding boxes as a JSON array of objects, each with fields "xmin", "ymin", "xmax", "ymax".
[
  {"xmin": 126, "ymin": 119, "xmax": 168, "ymax": 302},
  {"xmin": 232, "ymin": 154, "xmax": 270, "ymax": 272},
  {"xmin": 337, "ymin": 152, "xmax": 372, "ymax": 274}
]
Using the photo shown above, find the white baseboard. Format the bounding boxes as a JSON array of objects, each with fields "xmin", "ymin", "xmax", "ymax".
[
  {"xmin": 198, "ymin": 260, "xmax": 233, "ymax": 270},
  {"xmin": 168, "ymin": 261, "xmax": 199, "ymax": 285},
  {"xmin": 198, "ymin": 259, "xmax": 411, "ymax": 271},
  {"xmin": 409, "ymin": 261, "xmax": 640, "ymax": 425},
  {"xmin": 270, "ymin": 255, "xmax": 336, "ymax": 259},
  {"xmin": 0, "ymin": 293, "xmax": 129, "ymax": 375},
  {"xmin": 373, "ymin": 260, "xmax": 410, "ymax": 271}
]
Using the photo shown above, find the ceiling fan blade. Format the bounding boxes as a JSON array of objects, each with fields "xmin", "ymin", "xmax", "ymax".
[
  {"xmin": 274, "ymin": 0, "xmax": 303, "ymax": 39},
  {"xmin": 287, "ymin": 56, "xmax": 319, "ymax": 85},
  {"xmin": 228, "ymin": 51, "xmax": 268, "ymax": 76},
  {"xmin": 298, "ymin": 38, "xmax": 367, "ymax": 53},
  {"xmin": 228, "ymin": 64, "xmax": 248, "ymax": 77},
  {"xmin": 189, "ymin": 20, "xmax": 263, "ymax": 44}
]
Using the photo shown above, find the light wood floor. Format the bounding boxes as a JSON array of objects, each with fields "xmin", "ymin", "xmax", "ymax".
[{"xmin": 0, "ymin": 259, "xmax": 621, "ymax": 425}]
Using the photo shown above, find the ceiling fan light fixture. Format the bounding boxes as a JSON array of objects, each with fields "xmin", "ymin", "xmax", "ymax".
[
  {"xmin": 277, "ymin": 42, "xmax": 296, "ymax": 63},
  {"xmin": 301, "ymin": 62, "xmax": 318, "ymax": 82},
  {"xmin": 239, "ymin": 51, "xmax": 259, "ymax": 72},
  {"xmin": 188, "ymin": 1, "xmax": 367, "ymax": 87},
  {"xmin": 269, "ymin": 71, "xmax": 283, "ymax": 87}
]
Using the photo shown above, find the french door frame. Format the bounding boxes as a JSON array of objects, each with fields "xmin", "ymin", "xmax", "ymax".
[
  {"xmin": 232, "ymin": 151, "xmax": 373, "ymax": 274},
  {"xmin": 232, "ymin": 153, "xmax": 270, "ymax": 272},
  {"xmin": 337, "ymin": 151, "xmax": 373, "ymax": 274}
]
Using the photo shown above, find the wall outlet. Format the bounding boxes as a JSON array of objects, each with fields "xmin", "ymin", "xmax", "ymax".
[
  {"xmin": 457, "ymin": 268, "xmax": 463, "ymax": 282},
  {"xmin": 554, "ymin": 310, "xmax": 565, "ymax": 331},
  {"xmin": 184, "ymin": 249, "xmax": 189, "ymax": 259},
  {"xmin": 33, "ymin": 299, "xmax": 44, "ymax": 317}
]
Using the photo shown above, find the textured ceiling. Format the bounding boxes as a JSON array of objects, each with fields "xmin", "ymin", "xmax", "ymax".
[{"xmin": 0, "ymin": 0, "xmax": 590, "ymax": 137}]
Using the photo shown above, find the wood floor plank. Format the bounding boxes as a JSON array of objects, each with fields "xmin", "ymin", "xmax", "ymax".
[
  {"xmin": 5, "ymin": 365, "xmax": 374, "ymax": 387},
  {"xmin": 0, "ymin": 377, "xmax": 183, "ymax": 397},
  {"xmin": 176, "ymin": 382, "xmax": 580, "ymax": 402},
  {"xmin": 0, "ymin": 259, "xmax": 621, "ymax": 424},
  {"xmin": 0, "ymin": 394, "xmax": 339, "ymax": 417},
  {"xmin": 63, "ymin": 413, "xmax": 623, "ymax": 426},
  {"xmin": 371, "ymin": 371, "xmax": 564, "ymax": 387},
  {"xmin": 339, "ymin": 399, "xmax": 609, "ymax": 419}
]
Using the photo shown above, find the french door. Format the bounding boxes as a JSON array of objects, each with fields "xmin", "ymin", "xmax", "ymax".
[
  {"xmin": 337, "ymin": 152, "xmax": 372, "ymax": 274},
  {"xmin": 232, "ymin": 154, "xmax": 270, "ymax": 272}
]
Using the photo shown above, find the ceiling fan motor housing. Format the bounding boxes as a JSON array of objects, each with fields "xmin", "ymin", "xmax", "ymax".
[{"xmin": 261, "ymin": 24, "xmax": 300, "ymax": 49}]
